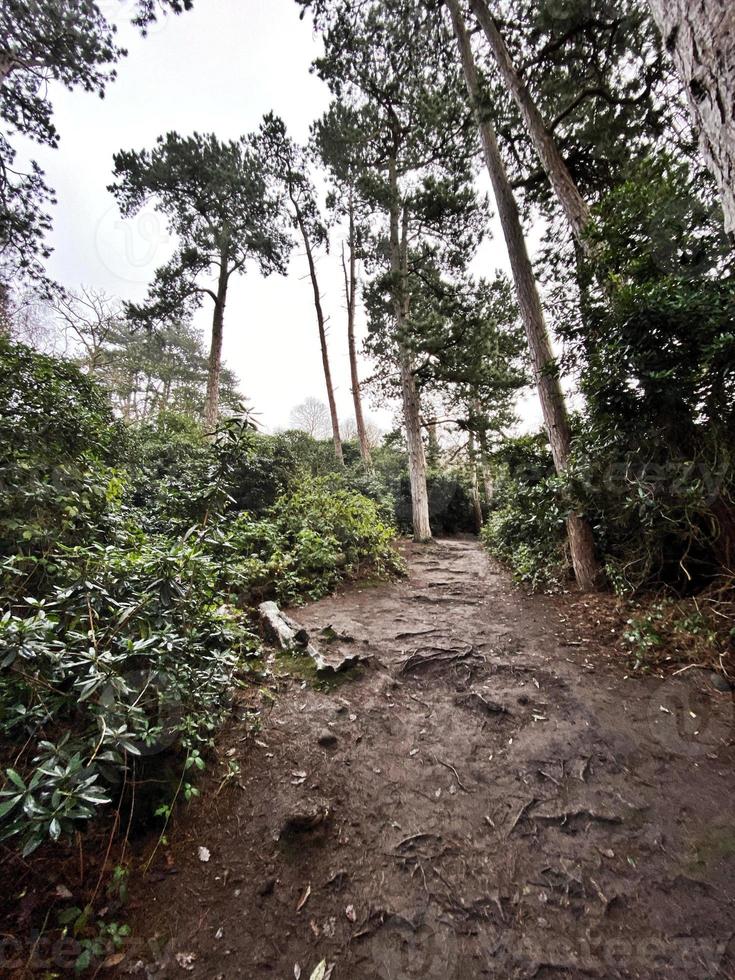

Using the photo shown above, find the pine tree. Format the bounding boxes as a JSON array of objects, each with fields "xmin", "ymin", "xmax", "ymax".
[
  {"xmin": 109, "ymin": 132, "xmax": 290, "ymax": 433},
  {"xmin": 315, "ymin": 103, "xmax": 374, "ymax": 469},
  {"xmin": 445, "ymin": 0, "xmax": 603, "ymax": 590},
  {"xmin": 648, "ymin": 0, "xmax": 735, "ymax": 234},
  {"xmin": 256, "ymin": 114, "xmax": 344, "ymax": 463},
  {"xmin": 301, "ymin": 0, "xmax": 487, "ymax": 541},
  {"xmin": 0, "ymin": 0, "xmax": 193, "ymax": 288}
]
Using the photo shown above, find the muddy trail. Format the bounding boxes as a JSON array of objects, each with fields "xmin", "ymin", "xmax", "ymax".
[{"xmin": 125, "ymin": 539, "xmax": 735, "ymax": 979}]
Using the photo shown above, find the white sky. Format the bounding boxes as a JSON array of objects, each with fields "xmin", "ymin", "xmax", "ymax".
[{"xmin": 25, "ymin": 0, "xmax": 546, "ymax": 435}]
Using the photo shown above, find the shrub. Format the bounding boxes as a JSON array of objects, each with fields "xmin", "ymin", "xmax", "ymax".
[
  {"xmin": 481, "ymin": 435, "xmax": 569, "ymax": 589},
  {"xmin": 0, "ymin": 343, "xmax": 403, "ymax": 856},
  {"xmin": 0, "ymin": 531, "xmax": 255, "ymax": 855}
]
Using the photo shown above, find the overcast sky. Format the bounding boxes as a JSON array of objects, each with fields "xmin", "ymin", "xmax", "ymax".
[{"xmin": 26, "ymin": 0, "xmax": 544, "ymax": 434}]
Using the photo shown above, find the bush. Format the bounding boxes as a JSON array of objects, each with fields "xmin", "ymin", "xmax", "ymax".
[
  {"xmin": 0, "ymin": 343, "xmax": 403, "ymax": 857},
  {"xmin": 623, "ymin": 590, "xmax": 734, "ymax": 671},
  {"xmin": 214, "ymin": 476, "xmax": 404, "ymax": 605},
  {"xmin": 480, "ymin": 435, "xmax": 569, "ymax": 589},
  {"xmin": 0, "ymin": 339, "xmax": 126, "ymax": 572},
  {"xmin": 0, "ymin": 528, "xmax": 255, "ymax": 855}
]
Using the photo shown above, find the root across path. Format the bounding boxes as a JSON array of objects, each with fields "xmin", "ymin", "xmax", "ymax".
[{"xmin": 126, "ymin": 540, "xmax": 735, "ymax": 979}]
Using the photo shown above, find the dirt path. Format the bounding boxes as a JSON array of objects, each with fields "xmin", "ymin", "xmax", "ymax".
[{"xmin": 126, "ymin": 539, "xmax": 734, "ymax": 979}]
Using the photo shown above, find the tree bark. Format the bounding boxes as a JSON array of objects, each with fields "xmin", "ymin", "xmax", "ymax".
[
  {"xmin": 389, "ymin": 152, "xmax": 432, "ymax": 542},
  {"xmin": 446, "ymin": 0, "xmax": 603, "ymax": 590},
  {"xmin": 342, "ymin": 191, "xmax": 372, "ymax": 469},
  {"xmin": 468, "ymin": 429, "xmax": 484, "ymax": 532},
  {"xmin": 0, "ymin": 56, "xmax": 15, "ymax": 86},
  {"xmin": 468, "ymin": 0, "xmax": 593, "ymax": 250},
  {"xmin": 204, "ymin": 245, "xmax": 229, "ymax": 435},
  {"xmin": 295, "ymin": 206, "xmax": 344, "ymax": 464},
  {"xmin": 648, "ymin": 0, "xmax": 735, "ymax": 235},
  {"xmin": 472, "ymin": 398, "xmax": 495, "ymax": 503},
  {"xmin": 425, "ymin": 418, "xmax": 440, "ymax": 467}
]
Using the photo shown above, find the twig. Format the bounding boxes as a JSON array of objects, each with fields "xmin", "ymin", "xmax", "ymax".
[
  {"xmin": 395, "ymin": 832, "xmax": 440, "ymax": 850},
  {"xmin": 408, "ymin": 693, "xmax": 432, "ymax": 711},
  {"xmin": 507, "ymin": 798, "xmax": 536, "ymax": 837},
  {"xmin": 143, "ymin": 752, "xmax": 189, "ymax": 873},
  {"xmin": 433, "ymin": 755, "xmax": 473, "ymax": 793}
]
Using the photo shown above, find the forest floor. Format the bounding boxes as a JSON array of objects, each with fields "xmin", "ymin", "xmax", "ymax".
[{"xmin": 121, "ymin": 539, "xmax": 734, "ymax": 979}]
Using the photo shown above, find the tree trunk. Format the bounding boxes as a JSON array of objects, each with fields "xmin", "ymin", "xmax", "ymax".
[
  {"xmin": 446, "ymin": 0, "xmax": 602, "ymax": 590},
  {"xmin": 389, "ymin": 153, "xmax": 432, "ymax": 542},
  {"xmin": 204, "ymin": 247, "xmax": 229, "ymax": 435},
  {"xmin": 468, "ymin": 429, "xmax": 484, "ymax": 533},
  {"xmin": 468, "ymin": 0, "xmax": 593, "ymax": 250},
  {"xmin": 426, "ymin": 418, "xmax": 440, "ymax": 467},
  {"xmin": 473, "ymin": 398, "xmax": 495, "ymax": 503},
  {"xmin": 648, "ymin": 0, "xmax": 735, "ymax": 235},
  {"xmin": 399, "ymin": 348, "xmax": 432, "ymax": 541},
  {"xmin": 296, "ymin": 207, "xmax": 344, "ymax": 464},
  {"xmin": 0, "ymin": 57, "xmax": 15, "ymax": 87},
  {"xmin": 342, "ymin": 191, "xmax": 372, "ymax": 469}
]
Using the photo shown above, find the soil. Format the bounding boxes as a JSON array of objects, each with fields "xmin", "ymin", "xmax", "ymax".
[{"xmin": 119, "ymin": 539, "xmax": 735, "ymax": 979}]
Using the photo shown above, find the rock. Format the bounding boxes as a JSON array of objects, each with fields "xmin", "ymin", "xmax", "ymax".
[
  {"xmin": 710, "ymin": 671, "xmax": 732, "ymax": 693},
  {"xmin": 318, "ymin": 729, "xmax": 338, "ymax": 748},
  {"xmin": 278, "ymin": 800, "xmax": 331, "ymax": 837}
]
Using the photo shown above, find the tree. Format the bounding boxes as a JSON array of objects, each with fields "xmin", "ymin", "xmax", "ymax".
[
  {"xmin": 70, "ymin": 314, "xmax": 243, "ymax": 421},
  {"xmin": 342, "ymin": 415, "xmax": 383, "ymax": 449},
  {"xmin": 315, "ymin": 102, "xmax": 374, "ymax": 469},
  {"xmin": 109, "ymin": 132, "xmax": 290, "ymax": 432},
  {"xmin": 0, "ymin": 0, "xmax": 193, "ymax": 288},
  {"xmin": 3, "ymin": 285, "xmax": 60, "ymax": 353},
  {"xmin": 466, "ymin": 0, "xmax": 593, "ymax": 250},
  {"xmin": 256, "ymin": 114, "xmax": 343, "ymax": 462},
  {"xmin": 290, "ymin": 397, "xmax": 332, "ymax": 438},
  {"xmin": 445, "ymin": 0, "xmax": 603, "ymax": 591},
  {"xmin": 302, "ymin": 0, "xmax": 487, "ymax": 542},
  {"xmin": 647, "ymin": 0, "xmax": 735, "ymax": 235},
  {"xmin": 51, "ymin": 287, "xmax": 122, "ymax": 373}
]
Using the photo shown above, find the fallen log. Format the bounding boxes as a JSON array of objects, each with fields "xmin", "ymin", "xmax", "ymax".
[{"xmin": 258, "ymin": 601, "xmax": 364, "ymax": 676}]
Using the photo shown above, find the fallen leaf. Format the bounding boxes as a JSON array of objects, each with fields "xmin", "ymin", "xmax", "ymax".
[
  {"xmin": 103, "ymin": 952, "xmax": 125, "ymax": 968},
  {"xmin": 294, "ymin": 965, "xmax": 302, "ymax": 980},
  {"xmin": 296, "ymin": 884, "xmax": 311, "ymax": 911},
  {"xmin": 310, "ymin": 961, "xmax": 327, "ymax": 980},
  {"xmin": 197, "ymin": 846, "xmax": 210, "ymax": 863},
  {"xmin": 55, "ymin": 884, "xmax": 73, "ymax": 899},
  {"xmin": 345, "ymin": 904, "xmax": 356, "ymax": 922}
]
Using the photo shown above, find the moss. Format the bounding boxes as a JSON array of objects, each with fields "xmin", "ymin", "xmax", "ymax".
[{"xmin": 688, "ymin": 825, "xmax": 735, "ymax": 870}]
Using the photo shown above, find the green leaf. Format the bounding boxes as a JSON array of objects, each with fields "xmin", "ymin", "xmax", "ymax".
[
  {"xmin": 0, "ymin": 797, "xmax": 21, "ymax": 818},
  {"xmin": 5, "ymin": 769, "xmax": 26, "ymax": 791}
]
